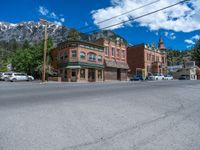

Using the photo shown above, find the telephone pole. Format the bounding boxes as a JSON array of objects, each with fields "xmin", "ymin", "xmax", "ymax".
[{"xmin": 40, "ymin": 19, "xmax": 49, "ymax": 82}]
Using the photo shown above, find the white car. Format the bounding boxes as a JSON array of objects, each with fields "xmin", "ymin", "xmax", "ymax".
[
  {"xmin": 0, "ymin": 72, "xmax": 13, "ymax": 81},
  {"xmin": 148, "ymin": 74, "xmax": 164, "ymax": 80},
  {"xmin": 9, "ymin": 73, "xmax": 34, "ymax": 82},
  {"xmin": 164, "ymin": 75, "xmax": 173, "ymax": 80}
]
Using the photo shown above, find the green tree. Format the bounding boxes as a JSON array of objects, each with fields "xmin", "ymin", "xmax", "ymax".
[
  {"xmin": 22, "ymin": 40, "xmax": 30, "ymax": 49},
  {"xmin": 192, "ymin": 39, "xmax": 200, "ymax": 67},
  {"xmin": 11, "ymin": 38, "xmax": 53, "ymax": 79}
]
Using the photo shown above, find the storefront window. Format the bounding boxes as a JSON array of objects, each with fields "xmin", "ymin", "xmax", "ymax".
[
  {"xmin": 98, "ymin": 70, "xmax": 102, "ymax": 79},
  {"xmin": 71, "ymin": 70, "xmax": 76, "ymax": 77},
  {"xmin": 80, "ymin": 69, "xmax": 85, "ymax": 78},
  {"xmin": 80, "ymin": 52, "xmax": 86, "ymax": 59}
]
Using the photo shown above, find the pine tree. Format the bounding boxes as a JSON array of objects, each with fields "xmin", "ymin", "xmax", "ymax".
[{"xmin": 192, "ymin": 39, "xmax": 200, "ymax": 67}]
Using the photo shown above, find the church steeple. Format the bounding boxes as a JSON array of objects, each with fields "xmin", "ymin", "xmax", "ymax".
[{"xmin": 158, "ymin": 36, "xmax": 166, "ymax": 50}]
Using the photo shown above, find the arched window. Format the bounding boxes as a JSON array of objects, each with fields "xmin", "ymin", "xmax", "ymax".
[
  {"xmin": 80, "ymin": 51, "xmax": 86, "ymax": 59},
  {"xmin": 88, "ymin": 52, "xmax": 96, "ymax": 61}
]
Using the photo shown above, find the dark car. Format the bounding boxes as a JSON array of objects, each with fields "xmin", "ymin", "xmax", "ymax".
[
  {"xmin": 179, "ymin": 75, "xmax": 189, "ymax": 80},
  {"xmin": 130, "ymin": 75, "xmax": 143, "ymax": 81}
]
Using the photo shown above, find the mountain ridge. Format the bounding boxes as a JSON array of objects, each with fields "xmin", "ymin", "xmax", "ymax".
[{"xmin": 0, "ymin": 21, "xmax": 127, "ymax": 47}]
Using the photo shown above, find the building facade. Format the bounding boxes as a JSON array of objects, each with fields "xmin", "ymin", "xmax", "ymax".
[
  {"xmin": 95, "ymin": 38, "xmax": 129, "ymax": 81},
  {"xmin": 127, "ymin": 37, "xmax": 167, "ymax": 77},
  {"xmin": 51, "ymin": 41, "xmax": 104, "ymax": 82}
]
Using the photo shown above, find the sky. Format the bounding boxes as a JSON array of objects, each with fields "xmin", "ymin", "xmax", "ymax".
[{"xmin": 0, "ymin": 0, "xmax": 200, "ymax": 50}]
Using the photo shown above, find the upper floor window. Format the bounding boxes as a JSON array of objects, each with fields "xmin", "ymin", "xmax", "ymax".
[
  {"xmin": 152, "ymin": 55, "xmax": 155, "ymax": 61},
  {"xmin": 105, "ymin": 46, "xmax": 109, "ymax": 56},
  {"xmin": 59, "ymin": 52, "xmax": 64, "ymax": 60},
  {"xmin": 162, "ymin": 57, "xmax": 165, "ymax": 63},
  {"xmin": 80, "ymin": 52, "xmax": 86, "ymax": 59},
  {"xmin": 116, "ymin": 49, "xmax": 120, "ymax": 58},
  {"xmin": 64, "ymin": 51, "xmax": 68, "ymax": 59},
  {"xmin": 122, "ymin": 50, "xmax": 125, "ymax": 59},
  {"xmin": 71, "ymin": 50, "xmax": 77, "ymax": 58},
  {"xmin": 98, "ymin": 55, "xmax": 102, "ymax": 62},
  {"xmin": 112, "ymin": 48, "xmax": 115, "ymax": 57},
  {"xmin": 88, "ymin": 52, "xmax": 96, "ymax": 61}
]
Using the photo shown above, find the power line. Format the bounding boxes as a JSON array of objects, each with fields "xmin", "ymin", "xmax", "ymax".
[
  {"xmin": 78, "ymin": 0, "xmax": 160, "ymax": 31},
  {"xmin": 84, "ymin": 0, "xmax": 190, "ymax": 34}
]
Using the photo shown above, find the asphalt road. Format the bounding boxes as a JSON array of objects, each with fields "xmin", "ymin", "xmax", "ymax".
[{"xmin": 0, "ymin": 80, "xmax": 200, "ymax": 150}]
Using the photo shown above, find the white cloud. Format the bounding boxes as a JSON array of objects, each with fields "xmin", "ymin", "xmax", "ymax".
[
  {"xmin": 185, "ymin": 39, "xmax": 195, "ymax": 45},
  {"xmin": 192, "ymin": 35, "xmax": 200, "ymax": 40},
  {"xmin": 38, "ymin": 6, "xmax": 49, "ymax": 16},
  {"xmin": 91, "ymin": 0, "xmax": 200, "ymax": 32},
  {"xmin": 185, "ymin": 34, "xmax": 200, "ymax": 47},
  {"xmin": 60, "ymin": 18, "xmax": 65, "ymax": 22},
  {"xmin": 50, "ymin": 12, "xmax": 58, "ymax": 19},
  {"xmin": 54, "ymin": 21, "xmax": 62, "ymax": 26},
  {"xmin": 164, "ymin": 32, "xmax": 176, "ymax": 40},
  {"xmin": 38, "ymin": 6, "xmax": 65, "ymax": 25}
]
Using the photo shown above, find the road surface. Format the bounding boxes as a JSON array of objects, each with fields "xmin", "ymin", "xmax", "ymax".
[{"xmin": 0, "ymin": 80, "xmax": 200, "ymax": 150}]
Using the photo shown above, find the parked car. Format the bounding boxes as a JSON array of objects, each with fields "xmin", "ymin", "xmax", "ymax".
[
  {"xmin": 130, "ymin": 75, "xmax": 143, "ymax": 81},
  {"xmin": 179, "ymin": 75, "xmax": 189, "ymax": 80},
  {"xmin": 0, "ymin": 72, "xmax": 13, "ymax": 81},
  {"xmin": 148, "ymin": 74, "xmax": 164, "ymax": 80},
  {"xmin": 164, "ymin": 75, "xmax": 173, "ymax": 80},
  {"xmin": 9, "ymin": 73, "xmax": 34, "ymax": 82}
]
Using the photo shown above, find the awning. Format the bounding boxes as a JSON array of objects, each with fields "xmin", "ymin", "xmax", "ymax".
[{"xmin": 66, "ymin": 66, "xmax": 81, "ymax": 69}]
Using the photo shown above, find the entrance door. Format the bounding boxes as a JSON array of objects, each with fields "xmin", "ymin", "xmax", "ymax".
[
  {"xmin": 88, "ymin": 69, "xmax": 95, "ymax": 82},
  {"xmin": 71, "ymin": 69, "xmax": 77, "ymax": 82},
  {"xmin": 117, "ymin": 69, "xmax": 121, "ymax": 80}
]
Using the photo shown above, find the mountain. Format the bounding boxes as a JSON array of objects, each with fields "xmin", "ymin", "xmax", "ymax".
[
  {"xmin": 0, "ymin": 21, "xmax": 71, "ymax": 45},
  {"xmin": 0, "ymin": 21, "xmax": 127, "ymax": 47}
]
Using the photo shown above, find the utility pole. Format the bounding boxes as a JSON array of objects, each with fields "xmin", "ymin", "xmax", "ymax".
[{"xmin": 40, "ymin": 19, "xmax": 49, "ymax": 82}]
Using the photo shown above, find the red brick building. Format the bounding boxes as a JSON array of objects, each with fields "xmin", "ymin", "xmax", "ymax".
[
  {"xmin": 51, "ymin": 41, "xmax": 104, "ymax": 82},
  {"xmin": 51, "ymin": 38, "xmax": 129, "ymax": 82},
  {"xmin": 95, "ymin": 38, "xmax": 129, "ymax": 81},
  {"xmin": 127, "ymin": 37, "xmax": 167, "ymax": 77}
]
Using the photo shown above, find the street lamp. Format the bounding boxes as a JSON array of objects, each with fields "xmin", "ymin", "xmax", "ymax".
[{"xmin": 40, "ymin": 19, "xmax": 51, "ymax": 82}]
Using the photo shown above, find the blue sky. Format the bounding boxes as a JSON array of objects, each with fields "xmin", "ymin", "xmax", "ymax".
[{"xmin": 0, "ymin": 0, "xmax": 200, "ymax": 50}]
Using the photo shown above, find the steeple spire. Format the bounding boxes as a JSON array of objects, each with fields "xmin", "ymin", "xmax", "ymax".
[{"xmin": 158, "ymin": 36, "xmax": 166, "ymax": 50}]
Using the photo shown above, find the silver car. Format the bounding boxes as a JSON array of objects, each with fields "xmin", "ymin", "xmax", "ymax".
[{"xmin": 9, "ymin": 73, "xmax": 34, "ymax": 82}]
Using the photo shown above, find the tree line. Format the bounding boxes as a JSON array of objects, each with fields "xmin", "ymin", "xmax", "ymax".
[{"xmin": 0, "ymin": 39, "xmax": 53, "ymax": 79}]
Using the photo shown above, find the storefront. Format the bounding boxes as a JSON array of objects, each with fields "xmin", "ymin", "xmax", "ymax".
[{"xmin": 59, "ymin": 62, "xmax": 104, "ymax": 82}]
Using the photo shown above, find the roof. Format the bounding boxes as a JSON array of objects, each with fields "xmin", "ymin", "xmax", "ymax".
[{"xmin": 57, "ymin": 40, "xmax": 104, "ymax": 49}]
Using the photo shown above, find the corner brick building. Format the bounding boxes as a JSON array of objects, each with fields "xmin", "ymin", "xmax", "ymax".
[
  {"xmin": 127, "ymin": 37, "xmax": 167, "ymax": 77},
  {"xmin": 51, "ymin": 38, "xmax": 129, "ymax": 82},
  {"xmin": 51, "ymin": 41, "xmax": 104, "ymax": 82}
]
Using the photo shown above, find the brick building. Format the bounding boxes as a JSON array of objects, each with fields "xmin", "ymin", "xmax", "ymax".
[
  {"xmin": 51, "ymin": 37, "xmax": 129, "ymax": 82},
  {"xmin": 51, "ymin": 41, "xmax": 104, "ymax": 82},
  {"xmin": 95, "ymin": 38, "xmax": 129, "ymax": 81},
  {"xmin": 127, "ymin": 37, "xmax": 167, "ymax": 77}
]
